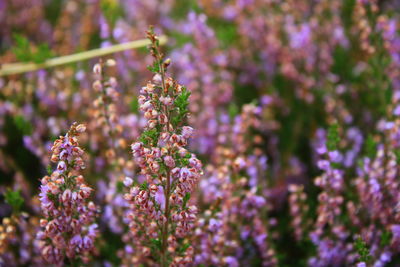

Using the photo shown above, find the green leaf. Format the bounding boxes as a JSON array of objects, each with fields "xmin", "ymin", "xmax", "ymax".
[
  {"xmin": 158, "ymin": 162, "xmax": 167, "ymax": 175},
  {"xmin": 147, "ymin": 60, "xmax": 160, "ymax": 73},
  {"xmin": 207, "ymin": 17, "xmax": 239, "ymax": 48},
  {"xmin": 380, "ymin": 230, "xmax": 392, "ymax": 247},
  {"xmin": 150, "ymin": 238, "xmax": 162, "ymax": 250},
  {"xmin": 12, "ymin": 34, "xmax": 31, "ymax": 62},
  {"xmin": 181, "ymin": 158, "xmax": 189, "ymax": 166},
  {"xmin": 174, "ymin": 87, "xmax": 191, "ymax": 111},
  {"xmin": 47, "ymin": 192, "xmax": 58, "ymax": 205},
  {"xmin": 32, "ymin": 43, "xmax": 54, "ymax": 64},
  {"xmin": 46, "ymin": 164, "xmax": 53, "ymax": 175},
  {"xmin": 182, "ymin": 193, "xmax": 190, "ymax": 209},
  {"xmin": 100, "ymin": 0, "xmax": 123, "ymax": 27},
  {"xmin": 5, "ymin": 189, "xmax": 24, "ymax": 213},
  {"xmin": 355, "ymin": 237, "xmax": 372, "ymax": 263},
  {"xmin": 327, "ymin": 123, "xmax": 340, "ymax": 151},
  {"xmin": 130, "ymin": 99, "xmax": 139, "ymax": 113},
  {"xmin": 116, "ymin": 181, "xmax": 124, "ymax": 193},
  {"xmin": 177, "ymin": 243, "xmax": 190, "ymax": 253},
  {"xmin": 140, "ymin": 181, "xmax": 148, "ymax": 191},
  {"xmin": 228, "ymin": 103, "xmax": 239, "ymax": 120},
  {"xmin": 173, "ymin": 87, "xmax": 191, "ymax": 126},
  {"xmin": 12, "ymin": 34, "xmax": 54, "ymax": 63},
  {"xmin": 365, "ymin": 135, "xmax": 377, "ymax": 158},
  {"xmin": 139, "ymin": 129, "xmax": 159, "ymax": 146},
  {"xmin": 13, "ymin": 115, "xmax": 33, "ymax": 135}
]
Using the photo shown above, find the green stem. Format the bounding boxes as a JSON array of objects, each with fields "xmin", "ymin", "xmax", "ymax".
[
  {"xmin": 157, "ymin": 41, "xmax": 172, "ymax": 267},
  {"xmin": 0, "ymin": 36, "xmax": 168, "ymax": 76}
]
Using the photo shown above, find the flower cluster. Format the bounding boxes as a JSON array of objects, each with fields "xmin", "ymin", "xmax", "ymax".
[
  {"xmin": 36, "ymin": 123, "xmax": 98, "ymax": 265},
  {"xmin": 0, "ymin": 212, "xmax": 44, "ymax": 266},
  {"xmin": 309, "ymin": 126, "xmax": 354, "ymax": 266},
  {"xmin": 193, "ymin": 104, "xmax": 277, "ymax": 266},
  {"xmin": 92, "ymin": 59, "xmax": 119, "ymax": 154},
  {"xmin": 123, "ymin": 28, "xmax": 202, "ymax": 266},
  {"xmin": 2, "ymin": 0, "xmax": 400, "ymax": 266},
  {"xmin": 172, "ymin": 12, "xmax": 233, "ymax": 155},
  {"xmin": 288, "ymin": 184, "xmax": 311, "ymax": 241}
]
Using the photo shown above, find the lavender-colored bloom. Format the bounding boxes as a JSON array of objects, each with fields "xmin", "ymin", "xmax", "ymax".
[
  {"xmin": 38, "ymin": 123, "xmax": 97, "ymax": 264},
  {"xmin": 155, "ymin": 186, "xmax": 166, "ymax": 211},
  {"xmin": 224, "ymin": 256, "xmax": 239, "ymax": 267}
]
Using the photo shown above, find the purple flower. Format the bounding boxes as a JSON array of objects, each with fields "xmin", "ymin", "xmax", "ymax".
[
  {"xmin": 391, "ymin": 225, "xmax": 400, "ymax": 240},
  {"xmin": 181, "ymin": 126, "xmax": 194, "ymax": 139},
  {"xmin": 317, "ymin": 160, "xmax": 330, "ymax": 171},
  {"xmin": 57, "ymin": 161, "xmax": 66, "ymax": 173},
  {"xmin": 164, "ymin": 155, "xmax": 175, "ymax": 168},
  {"xmin": 123, "ymin": 177, "xmax": 133, "ymax": 187},
  {"xmin": 155, "ymin": 186, "xmax": 166, "ymax": 211},
  {"xmin": 70, "ymin": 234, "xmax": 82, "ymax": 247},
  {"xmin": 328, "ymin": 150, "xmax": 342, "ymax": 163},
  {"xmin": 224, "ymin": 256, "xmax": 239, "ymax": 267},
  {"xmin": 180, "ymin": 167, "xmax": 191, "ymax": 179},
  {"xmin": 208, "ymin": 218, "xmax": 222, "ymax": 232},
  {"xmin": 393, "ymin": 105, "xmax": 400, "ymax": 116}
]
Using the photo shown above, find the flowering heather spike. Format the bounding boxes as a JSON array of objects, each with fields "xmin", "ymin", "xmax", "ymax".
[
  {"xmin": 288, "ymin": 184, "xmax": 311, "ymax": 241},
  {"xmin": 91, "ymin": 59, "xmax": 132, "ymax": 237},
  {"xmin": 124, "ymin": 28, "xmax": 202, "ymax": 266},
  {"xmin": 308, "ymin": 124, "xmax": 354, "ymax": 266},
  {"xmin": 0, "ymin": 212, "xmax": 44, "ymax": 266},
  {"xmin": 37, "ymin": 122, "xmax": 98, "ymax": 265},
  {"xmin": 92, "ymin": 60, "xmax": 119, "ymax": 152},
  {"xmin": 193, "ymin": 104, "xmax": 277, "ymax": 266},
  {"xmin": 172, "ymin": 12, "xmax": 234, "ymax": 155}
]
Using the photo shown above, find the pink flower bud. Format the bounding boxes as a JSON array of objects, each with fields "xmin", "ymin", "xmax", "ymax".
[
  {"xmin": 124, "ymin": 193, "xmax": 133, "ymax": 201},
  {"xmin": 76, "ymin": 124, "xmax": 86, "ymax": 133},
  {"xmin": 88, "ymin": 201, "xmax": 96, "ymax": 211},
  {"xmin": 148, "ymin": 119, "xmax": 157, "ymax": 128},
  {"xmin": 62, "ymin": 189, "xmax": 72, "ymax": 203},
  {"xmin": 40, "ymin": 219, "xmax": 48, "ymax": 227},
  {"xmin": 138, "ymin": 95, "xmax": 147, "ymax": 105},
  {"xmin": 170, "ymin": 134, "xmax": 180, "ymax": 144},
  {"xmin": 57, "ymin": 161, "xmax": 67, "ymax": 173},
  {"xmin": 140, "ymin": 100, "xmax": 153, "ymax": 111},
  {"xmin": 131, "ymin": 142, "xmax": 143, "ymax": 152},
  {"xmin": 159, "ymin": 114, "xmax": 168, "ymax": 124},
  {"xmin": 153, "ymin": 74, "xmax": 162, "ymax": 84},
  {"xmin": 106, "ymin": 59, "xmax": 116, "ymax": 66},
  {"xmin": 160, "ymin": 96, "xmax": 173, "ymax": 106},
  {"xmin": 93, "ymin": 80, "xmax": 102, "ymax": 91},
  {"xmin": 171, "ymin": 167, "xmax": 181, "ymax": 178},
  {"xmin": 149, "ymin": 184, "xmax": 158, "ymax": 195},
  {"xmin": 145, "ymin": 109, "xmax": 158, "ymax": 119},
  {"xmin": 93, "ymin": 64, "xmax": 102, "ymax": 75},
  {"xmin": 149, "ymin": 161, "xmax": 160, "ymax": 172}
]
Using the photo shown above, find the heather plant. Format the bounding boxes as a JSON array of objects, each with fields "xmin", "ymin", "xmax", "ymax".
[
  {"xmin": 0, "ymin": 190, "xmax": 44, "ymax": 266},
  {"xmin": 37, "ymin": 123, "xmax": 98, "ymax": 265},
  {"xmin": 195, "ymin": 103, "xmax": 277, "ymax": 266},
  {"xmin": 0, "ymin": 212, "xmax": 44, "ymax": 267},
  {"xmin": 124, "ymin": 28, "xmax": 202, "ymax": 266},
  {"xmin": 172, "ymin": 12, "xmax": 234, "ymax": 155},
  {"xmin": 2, "ymin": 1, "xmax": 400, "ymax": 266}
]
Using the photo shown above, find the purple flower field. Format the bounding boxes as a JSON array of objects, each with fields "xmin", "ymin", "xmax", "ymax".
[{"xmin": 1, "ymin": 0, "xmax": 400, "ymax": 266}]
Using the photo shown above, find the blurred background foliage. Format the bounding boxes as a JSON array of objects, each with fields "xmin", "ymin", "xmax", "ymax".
[{"xmin": 1, "ymin": 0, "xmax": 400, "ymax": 266}]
